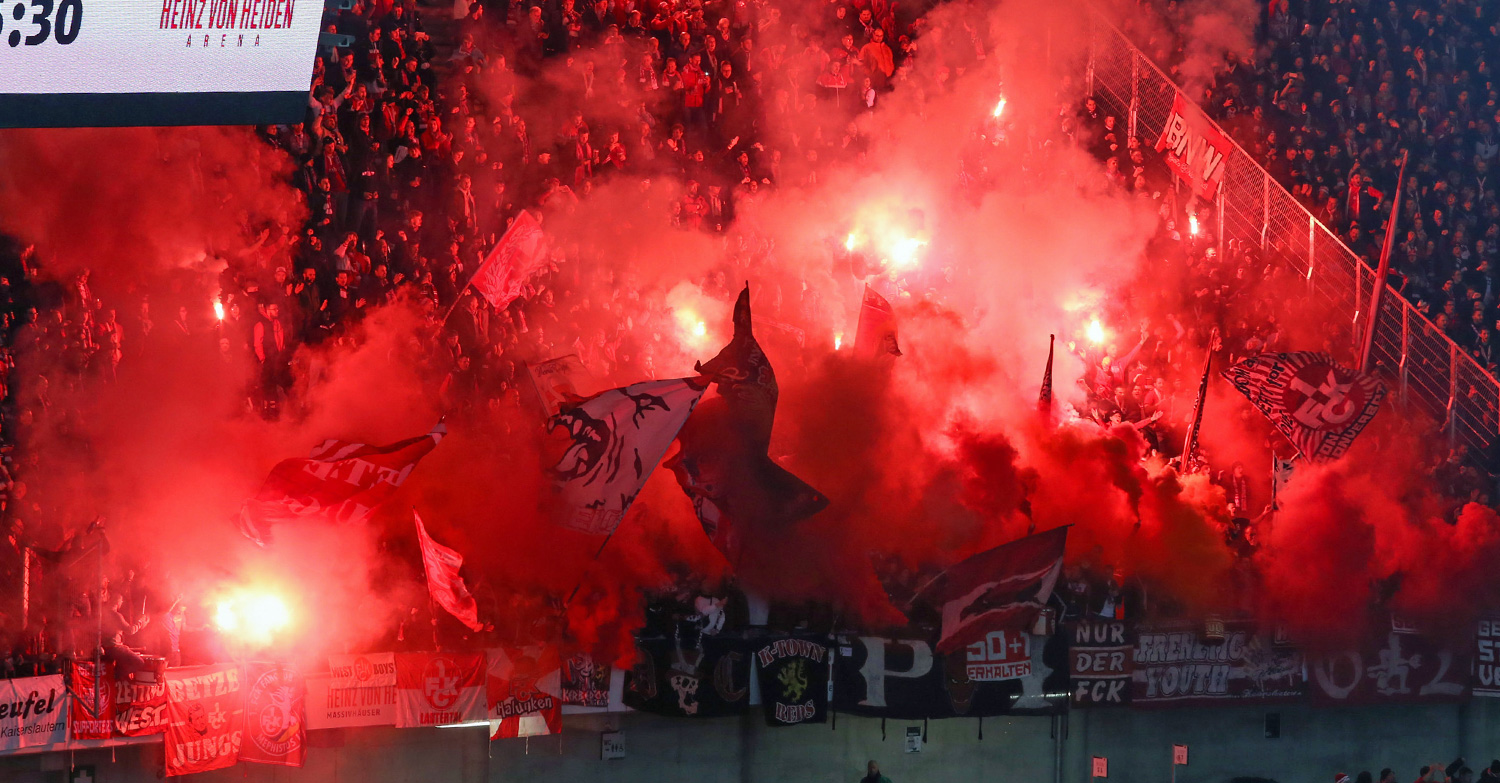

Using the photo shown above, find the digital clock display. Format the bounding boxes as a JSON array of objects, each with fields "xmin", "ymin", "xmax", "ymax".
[{"xmin": 0, "ymin": 0, "xmax": 321, "ymax": 127}]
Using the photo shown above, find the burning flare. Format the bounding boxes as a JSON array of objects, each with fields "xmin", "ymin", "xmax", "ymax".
[
  {"xmin": 214, "ymin": 591, "xmax": 292, "ymax": 646},
  {"xmin": 834, "ymin": 333, "xmax": 843, "ymax": 351},
  {"xmin": 1188, "ymin": 214, "xmax": 1200, "ymax": 237},
  {"xmin": 992, "ymin": 97, "xmax": 1007, "ymax": 118},
  {"xmin": 889, "ymin": 236, "xmax": 927, "ymax": 270},
  {"xmin": 1086, "ymin": 318, "xmax": 1106, "ymax": 345},
  {"xmin": 213, "ymin": 300, "xmax": 225, "ymax": 321}
]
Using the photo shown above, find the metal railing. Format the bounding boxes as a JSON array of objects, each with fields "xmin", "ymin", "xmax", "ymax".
[{"xmin": 1084, "ymin": 13, "xmax": 1500, "ymax": 460}]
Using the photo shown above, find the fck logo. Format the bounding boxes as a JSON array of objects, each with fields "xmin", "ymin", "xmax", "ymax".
[
  {"xmin": 1287, "ymin": 368, "xmax": 1358, "ymax": 429},
  {"xmin": 423, "ymin": 659, "xmax": 461, "ymax": 710}
]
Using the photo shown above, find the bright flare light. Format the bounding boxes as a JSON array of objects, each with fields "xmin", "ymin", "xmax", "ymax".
[
  {"xmin": 214, "ymin": 592, "xmax": 291, "ymax": 645},
  {"xmin": 1188, "ymin": 214, "xmax": 1200, "ymax": 237},
  {"xmin": 1086, "ymin": 318, "xmax": 1106, "ymax": 345},
  {"xmin": 693, "ymin": 320, "xmax": 707, "ymax": 338},
  {"xmin": 213, "ymin": 300, "xmax": 225, "ymax": 321},
  {"xmin": 844, "ymin": 233, "xmax": 857, "ymax": 252},
  {"xmin": 834, "ymin": 333, "xmax": 843, "ymax": 351},
  {"xmin": 992, "ymin": 97, "xmax": 1007, "ymax": 118},
  {"xmin": 889, "ymin": 237, "xmax": 927, "ymax": 270}
]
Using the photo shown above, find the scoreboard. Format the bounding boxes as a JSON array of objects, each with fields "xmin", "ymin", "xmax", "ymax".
[{"xmin": 0, "ymin": 0, "xmax": 321, "ymax": 127}]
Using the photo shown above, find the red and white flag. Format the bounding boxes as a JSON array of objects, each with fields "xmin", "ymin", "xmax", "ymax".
[
  {"xmin": 487, "ymin": 646, "xmax": 561, "ymax": 739},
  {"xmin": 1154, "ymin": 93, "xmax": 1235, "ymax": 200},
  {"xmin": 238, "ymin": 422, "xmax": 446, "ymax": 546},
  {"xmin": 915, "ymin": 526, "xmax": 1068, "ymax": 655},
  {"xmin": 240, "ymin": 663, "xmax": 306, "ymax": 768},
  {"xmin": 472, "ymin": 210, "xmax": 548, "ymax": 309},
  {"xmin": 549, "ymin": 378, "xmax": 707, "ymax": 536},
  {"xmin": 164, "ymin": 664, "xmax": 244, "ymax": 777},
  {"xmin": 394, "ymin": 652, "xmax": 486, "ymax": 728},
  {"xmin": 854, "ymin": 284, "xmax": 902, "ymax": 358},
  {"xmin": 414, "ymin": 511, "xmax": 484, "ymax": 632},
  {"xmin": 1221, "ymin": 351, "xmax": 1385, "ymax": 461}
]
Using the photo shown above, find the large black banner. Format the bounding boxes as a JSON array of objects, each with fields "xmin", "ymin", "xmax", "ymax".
[
  {"xmin": 623, "ymin": 634, "xmax": 752, "ymax": 717},
  {"xmin": 756, "ymin": 637, "xmax": 832, "ymax": 726},
  {"xmin": 832, "ymin": 630, "xmax": 1067, "ymax": 719},
  {"xmin": 1477, "ymin": 619, "xmax": 1500, "ymax": 698},
  {"xmin": 1068, "ymin": 620, "xmax": 1134, "ymax": 708},
  {"xmin": 1132, "ymin": 620, "xmax": 1305, "ymax": 706}
]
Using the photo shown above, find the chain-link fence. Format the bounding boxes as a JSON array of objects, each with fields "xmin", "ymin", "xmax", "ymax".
[{"xmin": 1084, "ymin": 14, "xmax": 1500, "ymax": 461}]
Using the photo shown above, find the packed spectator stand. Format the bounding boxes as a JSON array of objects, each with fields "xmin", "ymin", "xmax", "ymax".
[{"xmin": 0, "ymin": 0, "xmax": 1491, "ymax": 680}]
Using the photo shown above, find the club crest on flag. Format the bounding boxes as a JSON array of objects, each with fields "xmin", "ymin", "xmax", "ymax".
[{"xmin": 1222, "ymin": 352, "xmax": 1385, "ymax": 461}]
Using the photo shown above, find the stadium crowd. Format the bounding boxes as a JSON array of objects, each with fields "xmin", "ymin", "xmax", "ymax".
[
  {"xmin": 1119, "ymin": 0, "xmax": 1500, "ymax": 371},
  {"xmin": 0, "ymin": 0, "xmax": 1487, "ymax": 678}
]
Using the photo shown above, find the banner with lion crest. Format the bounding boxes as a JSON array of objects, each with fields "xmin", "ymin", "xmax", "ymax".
[{"xmin": 755, "ymin": 636, "xmax": 831, "ymax": 726}]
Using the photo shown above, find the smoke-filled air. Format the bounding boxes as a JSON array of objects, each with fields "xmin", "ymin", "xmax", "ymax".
[{"xmin": 0, "ymin": 0, "xmax": 1495, "ymax": 676}]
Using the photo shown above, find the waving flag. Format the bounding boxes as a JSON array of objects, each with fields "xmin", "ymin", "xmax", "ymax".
[
  {"xmin": 394, "ymin": 652, "xmax": 486, "ymax": 728},
  {"xmin": 914, "ymin": 527, "xmax": 1068, "ymax": 655},
  {"xmin": 854, "ymin": 285, "xmax": 902, "ymax": 358},
  {"xmin": 414, "ymin": 511, "xmax": 484, "ymax": 632},
  {"xmin": 1038, "ymin": 334, "xmax": 1055, "ymax": 419},
  {"xmin": 238, "ymin": 422, "xmax": 446, "ymax": 546},
  {"xmin": 549, "ymin": 378, "xmax": 707, "ymax": 536},
  {"xmin": 472, "ymin": 210, "xmax": 547, "ymax": 309},
  {"xmin": 670, "ymin": 285, "xmax": 827, "ymax": 564},
  {"xmin": 1221, "ymin": 352, "xmax": 1385, "ymax": 461}
]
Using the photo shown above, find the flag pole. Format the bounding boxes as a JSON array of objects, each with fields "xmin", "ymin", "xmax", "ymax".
[
  {"xmin": 1359, "ymin": 150, "xmax": 1408, "ymax": 373},
  {"xmin": 1180, "ymin": 337, "xmax": 1216, "ymax": 468},
  {"xmin": 1038, "ymin": 334, "xmax": 1055, "ymax": 420}
]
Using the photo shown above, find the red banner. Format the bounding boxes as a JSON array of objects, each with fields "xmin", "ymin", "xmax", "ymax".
[
  {"xmin": 1309, "ymin": 632, "xmax": 1468, "ymax": 705},
  {"xmin": 238, "ymin": 422, "xmax": 446, "ymax": 546},
  {"xmin": 1153, "ymin": 93, "xmax": 1235, "ymax": 200},
  {"xmin": 394, "ymin": 652, "xmax": 486, "ymax": 728},
  {"xmin": 164, "ymin": 664, "xmax": 244, "ymax": 777},
  {"xmin": 472, "ymin": 210, "xmax": 548, "ymax": 309},
  {"xmin": 68, "ymin": 661, "xmax": 114, "ymax": 741},
  {"xmin": 487, "ymin": 646, "xmax": 561, "ymax": 739},
  {"xmin": 113, "ymin": 678, "xmax": 169, "ymax": 736},
  {"xmin": 240, "ymin": 663, "xmax": 306, "ymax": 768}
]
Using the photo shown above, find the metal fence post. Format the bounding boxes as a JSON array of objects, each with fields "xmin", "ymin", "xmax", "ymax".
[
  {"xmin": 1307, "ymin": 216, "xmax": 1316, "ymax": 290},
  {"xmin": 1400, "ymin": 304, "xmax": 1410, "ymax": 407},
  {"xmin": 1128, "ymin": 51, "xmax": 1139, "ymax": 140},
  {"xmin": 1261, "ymin": 172, "xmax": 1270, "ymax": 251},
  {"xmin": 1449, "ymin": 342, "xmax": 1460, "ymax": 449},
  {"xmin": 1085, "ymin": 17, "xmax": 1096, "ymax": 98}
]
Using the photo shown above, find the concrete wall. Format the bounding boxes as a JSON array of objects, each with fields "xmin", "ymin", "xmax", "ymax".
[{"xmin": 3, "ymin": 700, "xmax": 1497, "ymax": 783}]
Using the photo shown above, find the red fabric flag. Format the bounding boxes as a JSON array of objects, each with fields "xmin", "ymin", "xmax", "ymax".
[
  {"xmin": 68, "ymin": 660, "xmax": 114, "ymax": 741},
  {"xmin": 240, "ymin": 663, "xmax": 306, "ymax": 768},
  {"xmin": 414, "ymin": 511, "xmax": 484, "ymax": 632},
  {"xmin": 238, "ymin": 422, "xmax": 446, "ymax": 546},
  {"xmin": 1221, "ymin": 351, "xmax": 1385, "ymax": 461},
  {"xmin": 486, "ymin": 646, "xmax": 562, "ymax": 739},
  {"xmin": 472, "ymin": 210, "xmax": 547, "ymax": 309},
  {"xmin": 1154, "ymin": 93, "xmax": 1235, "ymax": 200},
  {"xmin": 854, "ymin": 284, "xmax": 902, "ymax": 358},
  {"xmin": 394, "ymin": 652, "xmax": 486, "ymax": 727},
  {"xmin": 164, "ymin": 664, "xmax": 244, "ymax": 777},
  {"xmin": 914, "ymin": 527, "xmax": 1068, "ymax": 655}
]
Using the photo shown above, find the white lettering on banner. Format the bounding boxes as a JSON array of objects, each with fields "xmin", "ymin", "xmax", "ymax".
[
  {"xmin": 0, "ymin": 675, "xmax": 68, "ymax": 752},
  {"xmin": 964, "ymin": 630, "xmax": 1030, "ymax": 682},
  {"xmin": 855, "ymin": 638, "xmax": 932, "ymax": 708}
]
